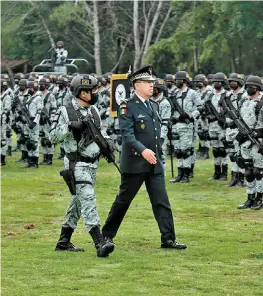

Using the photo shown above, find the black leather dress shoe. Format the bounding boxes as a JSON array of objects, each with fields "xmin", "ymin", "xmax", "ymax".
[{"xmin": 161, "ymin": 240, "xmax": 187, "ymax": 249}]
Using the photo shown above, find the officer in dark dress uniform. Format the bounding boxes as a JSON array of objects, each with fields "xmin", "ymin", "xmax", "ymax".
[{"xmin": 102, "ymin": 65, "xmax": 187, "ymax": 250}]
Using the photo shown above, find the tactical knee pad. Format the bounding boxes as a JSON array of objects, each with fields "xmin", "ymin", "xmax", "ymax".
[
  {"xmin": 6, "ymin": 130, "xmax": 12, "ymax": 138},
  {"xmin": 245, "ymin": 168, "xmax": 255, "ymax": 182},
  {"xmin": 26, "ymin": 140, "xmax": 36, "ymax": 151},
  {"xmin": 174, "ymin": 149, "xmax": 182, "ymax": 158},
  {"xmin": 253, "ymin": 168, "xmax": 263, "ymax": 181},
  {"xmin": 41, "ymin": 138, "xmax": 47, "ymax": 147},
  {"xmin": 181, "ymin": 148, "xmax": 192, "ymax": 159},
  {"xmin": 212, "ymin": 148, "xmax": 220, "ymax": 158},
  {"xmin": 218, "ymin": 147, "xmax": 227, "ymax": 157}
]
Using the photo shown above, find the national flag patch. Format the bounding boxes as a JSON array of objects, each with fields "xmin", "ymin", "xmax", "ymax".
[{"xmin": 119, "ymin": 104, "xmax": 128, "ymax": 115}]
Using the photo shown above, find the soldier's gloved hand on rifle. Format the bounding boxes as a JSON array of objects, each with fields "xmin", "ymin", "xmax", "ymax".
[
  {"xmin": 29, "ymin": 122, "xmax": 37, "ymax": 129},
  {"xmin": 218, "ymin": 118, "xmax": 225, "ymax": 128},
  {"xmin": 236, "ymin": 130, "xmax": 248, "ymax": 145},
  {"xmin": 68, "ymin": 121, "xmax": 86, "ymax": 133},
  {"xmin": 179, "ymin": 112, "xmax": 190, "ymax": 121},
  {"xmin": 106, "ymin": 138, "xmax": 117, "ymax": 152},
  {"xmin": 258, "ymin": 144, "xmax": 263, "ymax": 155}
]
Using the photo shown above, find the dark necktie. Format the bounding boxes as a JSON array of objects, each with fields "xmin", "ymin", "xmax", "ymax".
[{"xmin": 145, "ymin": 100, "xmax": 150, "ymax": 109}]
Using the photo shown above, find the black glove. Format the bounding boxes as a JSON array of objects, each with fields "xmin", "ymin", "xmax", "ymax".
[
  {"xmin": 258, "ymin": 145, "xmax": 263, "ymax": 155},
  {"xmin": 29, "ymin": 122, "xmax": 37, "ymax": 129},
  {"xmin": 179, "ymin": 113, "xmax": 190, "ymax": 121},
  {"xmin": 68, "ymin": 121, "xmax": 85, "ymax": 132},
  {"xmin": 218, "ymin": 119, "xmax": 225, "ymax": 128},
  {"xmin": 236, "ymin": 131, "xmax": 248, "ymax": 145},
  {"xmin": 106, "ymin": 138, "xmax": 117, "ymax": 152}
]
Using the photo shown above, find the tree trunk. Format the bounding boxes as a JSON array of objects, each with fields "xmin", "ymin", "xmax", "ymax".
[
  {"xmin": 93, "ymin": 0, "xmax": 102, "ymax": 75},
  {"xmin": 140, "ymin": 0, "xmax": 163, "ymax": 67},
  {"xmin": 133, "ymin": 0, "xmax": 140, "ymax": 71}
]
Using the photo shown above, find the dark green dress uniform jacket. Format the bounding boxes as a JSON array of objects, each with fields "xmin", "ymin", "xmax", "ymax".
[{"xmin": 119, "ymin": 94, "xmax": 164, "ymax": 174}]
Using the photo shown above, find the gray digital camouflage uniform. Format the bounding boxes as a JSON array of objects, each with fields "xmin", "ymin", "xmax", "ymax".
[{"xmin": 50, "ymin": 99, "xmax": 103, "ymax": 231}]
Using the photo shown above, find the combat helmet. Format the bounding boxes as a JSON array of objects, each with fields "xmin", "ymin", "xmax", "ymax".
[
  {"xmin": 70, "ymin": 74, "xmax": 98, "ymax": 97},
  {"xmin": 194, "ymin": 74, "xmax": 208, "ymax": 84},
  {"xmin": 245, "ymin": 76, "xmax": 263, "ymax": 91},
  {"xmin": 18, "ymin": 79, "xmax": 27, "ymax": 87},
  {"xmin": 39, "ymin": 78, "xmax": 51, "ymax": 88},
  {"xmin": 213, "ymin": 72, "xmax": 228, "ymax": 83},
  {"xmin": 154, "ymin": 78, "xmax": 167, "ymax": 92},
  {"xmin": 56, "ymin": 41, "xmax": 64, "ymax": 48},
  {"xmin": 228, "ymin": 73, "xmax": 245, "ymax": 86},
  {"xmin": 57, "ymin": 77, "xmax": 69, "ymax": 86}
]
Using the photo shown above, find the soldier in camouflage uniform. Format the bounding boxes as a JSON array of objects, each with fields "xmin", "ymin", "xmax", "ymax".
[
  {"xmin": 50, "ymin": 74, "xmax": 114, "ymax": 257},
  {"xmin": 152, "ymin": 78, "xmax": 171, "ymax": 175},
  {"xmin": 21, "ymin": 80, "xmax": 43, "ymax": 168},
  {"xmin": 194, "ymin": 74, "xmax": 212, "ymax": 159},
  {"xmin": 169, "ymin": 71, "xmax": 202, "ymax": 183},
  {"xmin": 207, "ymin": 72, "xmax": 229, "ymax": 181},
  {"xmin": 12, "ymin": 79, "xmax": 30, "ymax": 163},
  {"xmin": 237, "ymin": 76, "xmax": 263, "ymax": 210},
  {"xmin": 0, "ymin": 79, "xmax": 12, "ymax": 165},
  {"xmin": 165, "ymin": 74, "xmax": 177, "ymax": 98},
  {"xmin": 39, "ymin": 78, "xmax": 57, "ymax": 165},
  {"xmin": 223, "ymin": 73, "xmax": 247, "ymax": 187},
  {"xmin": 1, "ymin": 74, "xmax": 14, "ymax": 156},
  {"xmin": 98, "ymin": 73, "xmax": 111, "ymax": 133},
  {"xmin": 56, "ymin": 76, "xmax": 72, "ymax": 159}
]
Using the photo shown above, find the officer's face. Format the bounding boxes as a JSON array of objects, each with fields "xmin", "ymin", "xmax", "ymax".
[{"xmin": 135, "ymin": 80, "xmax": 154, "ymax": 98}]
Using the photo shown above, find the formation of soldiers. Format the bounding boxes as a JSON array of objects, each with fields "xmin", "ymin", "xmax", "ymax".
[{"xmin": 1, "ymin": 69, "xmax": 263, "ymax": 211}]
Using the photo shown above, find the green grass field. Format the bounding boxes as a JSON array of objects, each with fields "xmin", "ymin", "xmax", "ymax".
[{"xmin": 2, "ymin": 150, "xmax": 263, "ymax": 296}]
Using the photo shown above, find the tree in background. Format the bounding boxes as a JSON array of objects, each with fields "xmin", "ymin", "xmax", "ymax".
[{"xmin": 2, "ymin": 1, "xmax": 263, "ymax": 76}]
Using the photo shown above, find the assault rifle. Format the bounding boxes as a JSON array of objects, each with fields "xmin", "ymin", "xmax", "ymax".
[
  {"xmin": 168, "ymin": 96, "xmax": 191, "ymax": 124},
  {"xmin": 205, "ymin": 93, "xmax": 225, "ymax": 126},
  {"xmin": 16, "ymin": 97, "xmax": 34, "ymax": 129},
  {"xmin": 220, "ymin": 96, "xmax": 261, "ymax": 149},
  {"xmin": 40, "ymin": 107, "xmax": 51, "ymax": 125},
  {"xmin": 81, "ymin": 114, "xmax": 121, "ymax": 174}
]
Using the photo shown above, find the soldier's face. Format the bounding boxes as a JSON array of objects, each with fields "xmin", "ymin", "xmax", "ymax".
[{"xmin": 135, "ymin": 81, "xmax": 154, "ymax": 98}]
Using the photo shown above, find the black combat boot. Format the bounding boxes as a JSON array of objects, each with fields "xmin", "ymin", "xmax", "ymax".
[
  {"xmin": 180, "ymin": 168, "xmax": 190, "ymax": 183},
  {"xmin": 46, "ymin": 154, "xmax": 53, "ymax": 165},
  {"xmin": 219, "ymin": 165, "xmax": 228, "ymax": 181},
  {"xmin": 196, "ymin": 144, "xmax": 202, "ymax": 159},
  {"xmin": 237, "ymin": 193, "xmax": 255, "ymax": 209},
  {"xmin": 89, "ymin": 226, "xmax": 114, "ymax": 257},
  {"xmin": 21, "ymin": 157, "xmax": 32, "ymax": 168},
  {"xmin": 226, "ymin": 171, "xmax": 238, "ymax": 187},
  {"xmin": 170, "ymin": 167, "xmax": 183, "ymax": 183},
  {"xmin": 23, "ymin": 151, "xmax": 29, "ymax": 162},
  {"xmin": 202, "ymin": 147, "xmax": 210, "ymax": 159},
  {"xmin": 1, "ymin": 155, "xmax": 6, "ymax": 166},
  {"xmin": 189, "ymin": 164, "xmax": 194, "ymax": 178},
  {"xmin": 30, "ymin": 157, "xmax": 39, "ymax": 168},
  {"xmin": 57, "ymin": 148, "xmax": 65, "ymax": 159},
  {"xmin": 251, "ymin": 193, "xmax": 263, "ymax": 210},
  {"xmin": 7, "ymin": 146, "xmax": 12, "ymax": 156},
  {"xmin": 236, "ymin": 172, "xmax": 245, "ymax": 187},
  {"xmin": 40, "ymin": 154, "xmax": 48, "ymax": 165},
  {"xmin": 208, "ymin": 165, "xmax": 221, "ymax": 180},
  {"xmin": 55, "ymin": 226, "xmax": 84, "ymax": 252}
]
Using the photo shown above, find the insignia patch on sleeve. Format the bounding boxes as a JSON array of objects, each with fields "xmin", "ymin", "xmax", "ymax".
[{"xmin": 119, "ymin": 104, "xmax": 128, "ymax": 116}]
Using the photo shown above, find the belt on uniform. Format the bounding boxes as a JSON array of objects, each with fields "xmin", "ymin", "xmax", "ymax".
[
  {"xmin": 77, "ymin": 155, "xmax": 98, "ymax": 163},
  {"xmin": 207, "ymin": 117, "xmax": 217, "ymax": 123}
]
